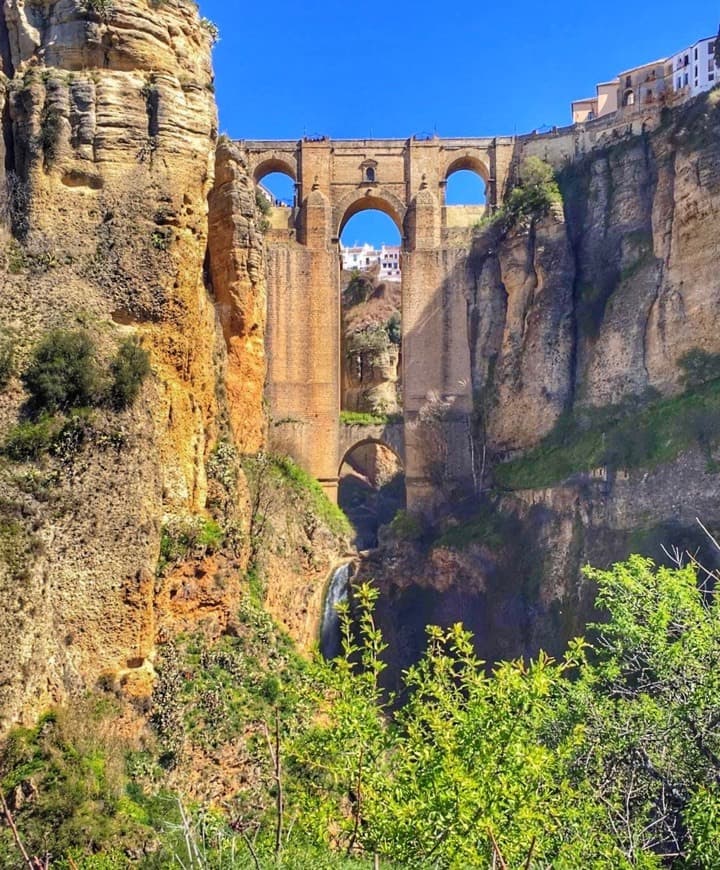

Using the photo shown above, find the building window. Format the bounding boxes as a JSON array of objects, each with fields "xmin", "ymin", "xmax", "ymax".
[
  {"xmin": 710, "ymin": 74, "xmax": 716, "ymax": 82},
  {"xmin": 684, "ymin": 73, "xmax": 689, "ymax": 86},
  {"xmin": 677, "ymin": 76, "xmax": 682, "ymax": 88},
  {"xmin": 695, "ymin": 47, "xmax": 698, "ymax": 60},
  {"xmin": 365, "ymin": 167, "xmax": 375, "ymax": 183}
]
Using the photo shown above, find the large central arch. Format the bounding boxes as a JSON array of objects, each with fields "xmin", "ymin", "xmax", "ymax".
[
  {"xmin": 335, "ymin": 188, "xmax": 407, "ymax": 239},
  {"xmin": 443, "ymin": 154, "xmax": 491, "ymax": 183}
]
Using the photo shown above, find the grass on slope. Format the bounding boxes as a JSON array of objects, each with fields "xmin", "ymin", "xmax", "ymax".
[{"xmin": 495, "ymin": 379, "xmax": 720, "ymax": 490}]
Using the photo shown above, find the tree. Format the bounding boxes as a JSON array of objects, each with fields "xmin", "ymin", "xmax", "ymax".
[
  {"xmin": 284, "ymin": 557, "xmax": 720, "ymax": 867},
  {"xmin": 109, "ymin": 337, "xmax": 150, "ymax": 409},
  {"xmin": 22, "ymin": 330, "xmax": 101, "ymax": 414},
  {"xmin": 570, "ymin": 556, "xmax": 720, "ymax": 865}
]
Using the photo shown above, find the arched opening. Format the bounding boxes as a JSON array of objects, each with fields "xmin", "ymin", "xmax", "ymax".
[
  {"xmin": 338, "ymin": 440, "xmax": 406, "ymax": 549},
  {"xmin": 623, "ymin": 89, "xmax": 635, "ymax": 107},
  {"xmin": 443, "ymin": 158, "xmax": 488, "ymax": 227},
  {"xmin": 338, "ymin": 193, "xmax": 403, "ymax": 238},
  {"xmin": 255, "ymin": 171, "xmax": 296, "ymax": 207},
  {"xmin": 445, "ymin": 169, "xmax": 487, "ymax": 206},
  {"xmin": 339, "ymin": 209, "xmax": 402, "ymax": 417}
]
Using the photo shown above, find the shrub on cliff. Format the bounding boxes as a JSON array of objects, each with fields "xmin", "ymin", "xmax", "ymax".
[
  {"xmin": 109, "ymin": 337, "xmax": 151, "ymax": 410},
  {"xmin": 22, "ymin": 329, "xmax": 102, "ymax": 414},
  {"xmin": 0, "ymin": 330, "xmax": 15, "ymax": 388},
  {"xmin": 505, "ymin": 156, "xmax": 562, "ymax": 222},
  {"xmin": 679, "ymin": 348, "xmax": 720, "ymax": 387},
  {"xmin": 480, "ymin": 156, "xmax": 563, "ymax": 233}
]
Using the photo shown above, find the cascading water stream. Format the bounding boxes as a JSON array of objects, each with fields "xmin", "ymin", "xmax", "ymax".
[{"xmin": 320, "ymin": 562, "xmax": 354, "ymax": 660}]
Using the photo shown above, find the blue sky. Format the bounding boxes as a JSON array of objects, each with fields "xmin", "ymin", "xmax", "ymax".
[{"xmin": 199, "ymin": 0, "xmax": 717, "ymax": 244}]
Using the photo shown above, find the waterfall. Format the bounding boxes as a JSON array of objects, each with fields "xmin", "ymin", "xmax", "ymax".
[{"xmin": 320, "ymin": 562, "xmax": 353, "ymax": 660}]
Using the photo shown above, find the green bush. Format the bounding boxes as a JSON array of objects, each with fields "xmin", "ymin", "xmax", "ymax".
[
  {"xmin": 343, "ymin": 271, "xmax": 373, "ymax": 307},
  {"xmin": 22, "ymin": 329, "xmax": 101, "ymax": 414},
  {"xmin": 480, "ymin": 157, "xmax": 563, "ymax": 234},
  {"xmin": 340, "ymin": 410, "xmax": 401, "ymax": 426},
  {"xmin": 3, "ymin": 415, "xmax": 63, "ymax": 460},
  {"xmin": 255, "ymin": 188, "xmax": 271, "ymax": 216},
  {"xmin": 0, "ymin": 329, "xmax": 15, "ymax": 387},
  {"xmin": 272, "ymin": 454, "xmax": 351, "ymax": 537},
  {"xmin": 0, "ymin": 702, "xmax": 152, "ymax": 861},
  {"xmin": 504, "ymin": 157, "xmax": 562, "ymax": 223},
  {"xmin": 109, "ymin": 337, "xmax": 151, "ymax": 409},
  {"xmin": 679, "ymin": 348, "xmax": 720, "ymax": 387},
  {"xmin": 346, "ymin": 325, "xmax": 390, "ymax": 355},
  {"xmin": 158, "ymin": 515, "xmax": 225, "ymax": 574},
  {"xmin": 434, "ymin": 505, "xmax": 514, "ymax": 552},
  {"xmin": 388, "ymin": 509, "xmax": 424, "ymax": 542},
  {"xmin": 386, "ymin": 311, "xmax": 401, "ymax": 345}
]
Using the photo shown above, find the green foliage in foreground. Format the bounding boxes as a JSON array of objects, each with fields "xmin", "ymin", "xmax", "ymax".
[
  {"xmin": 284, "ymin": 560, "xmax": 720, "ymax": 868},
  {"xmin": 3, "ymin": 557, "xmax": 720, "ymax": 867},
  {"xmin": 496, "ymin": 376, "xmax": 720, "ymax": 489}
]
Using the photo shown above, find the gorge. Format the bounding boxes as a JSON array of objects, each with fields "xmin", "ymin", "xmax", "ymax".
[{"xmin": 1, "ymin": 0, "xmax": 720, "ymax": 865}]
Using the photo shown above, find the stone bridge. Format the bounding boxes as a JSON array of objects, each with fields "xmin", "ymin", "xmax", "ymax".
[{"xmin": 236, "ymin": 135, "xmax": 517, "ymax": 506}]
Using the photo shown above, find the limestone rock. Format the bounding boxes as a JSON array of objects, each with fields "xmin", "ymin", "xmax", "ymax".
[{"xmin": 0, "ymin": 0, "xmax": 218, "ymax": 729}]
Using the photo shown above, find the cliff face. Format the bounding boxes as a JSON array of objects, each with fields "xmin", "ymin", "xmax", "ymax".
[
  {"xmin": 372, "ymin": 95, "xmax": 720, "ymax": 671},
  {"xmin": 0, "ymin": 1, "xmax": 345, "ymax": 732},
  {"xmin": 0, "ymin": 0, "xmax": 219, "ymax": 504},
  {"xmin": 207, "ymin": 140, "xmax": 267, "ymax": 453},
  {"xmin": 470, "ymin": 95, "xmax": 720, "ymax": 451},
  {"xmin": 0, "ymin": 0, "xmax": 219, "ymax": 730}
]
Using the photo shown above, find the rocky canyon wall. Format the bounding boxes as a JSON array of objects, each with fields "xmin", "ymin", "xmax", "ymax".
[
  {"xmin": 0, "ymin": 1, "xmax": 344, "ymax": 733},
  {"xmin": 371, "ymin": 93, "xmax": 720, "ymax": 671},
  {"xmin": 0, "ymin": 0, "xmax": 221, "ymax": 730}
]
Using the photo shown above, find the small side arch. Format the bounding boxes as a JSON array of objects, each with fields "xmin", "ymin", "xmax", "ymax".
[
  {"xmin": 443, "ymin": 154, "xmax": 490, "ymax": 184},
  {"xmin": 338, "ymin": 437, "xmax": 404, "ymax": 479},
  {"xmin": 338, "ymin": 437, "xmax": 407, "ymax": 549},
  {"xmin": 335, "ymin": 187, "xmax": 406, "ymax": 239},
  {"xmin": 253, "ymin": 155, "xmax": 298, "ymax": 184}
]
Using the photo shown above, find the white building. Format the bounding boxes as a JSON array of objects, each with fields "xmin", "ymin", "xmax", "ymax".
[
  {"xmin": 341, "ymin": 244, "xmax": 401, "ymax": 281},
  {"xmin": 379, "ymin": 246, "xmax": 401, "ymax": 281},
  {"xmin": 670, "ymin": 36, "xmax": 718, "ymax": 97},
  {"xmin": 572, "ymin": 31, "xmax": 719, "ymax": 124}
]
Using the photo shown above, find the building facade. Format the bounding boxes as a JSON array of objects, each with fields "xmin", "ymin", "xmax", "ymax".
[
  {"xmin": 670, "ymin": 37, "xmax": 717, "ymax": 97},
  {"xmin": 341, "ymin": 244, "xmax": 401, "ymax": 281},
  {"xmin": 572, "ymin": 32, "xmax": 718, "ymax": 123}
]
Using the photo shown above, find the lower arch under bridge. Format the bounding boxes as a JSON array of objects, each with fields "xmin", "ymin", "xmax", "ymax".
[{"xmin": 246, "ymin": 135, "xmax": 518, "ymax": 507}]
